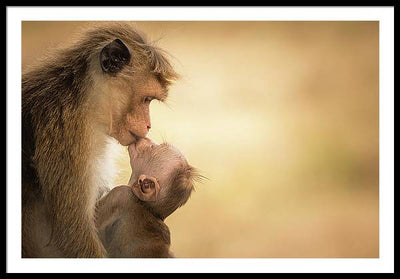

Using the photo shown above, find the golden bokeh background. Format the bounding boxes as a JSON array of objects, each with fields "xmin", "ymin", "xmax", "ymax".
[{"xmin": 22, "ymin": 21, "xmax": 379, "ymax": 258}]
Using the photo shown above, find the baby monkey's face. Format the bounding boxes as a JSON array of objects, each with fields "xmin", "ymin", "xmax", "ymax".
[{"xmin": 128, "ymin": 138, "xmax": 190, "ymax": 204}]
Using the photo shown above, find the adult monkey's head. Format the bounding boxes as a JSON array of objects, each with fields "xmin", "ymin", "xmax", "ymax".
[{"xmin": 88, "ymin": 23, "xmax": 179, "ymax": 146}]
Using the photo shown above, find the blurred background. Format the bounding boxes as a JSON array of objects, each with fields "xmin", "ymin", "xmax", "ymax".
[{"xmin": 22, "ymin": 21, "xmax": 379, "ymax": 258}]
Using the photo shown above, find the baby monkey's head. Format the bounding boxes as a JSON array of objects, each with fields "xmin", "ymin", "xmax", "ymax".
[{"xmin": 128, "ymin": 138, "xmax": 197, "ymax": 220}]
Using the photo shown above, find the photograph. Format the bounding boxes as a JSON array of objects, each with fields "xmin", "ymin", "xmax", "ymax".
[
  {"xmin": 21, "ymin": 20, "xmax": 379, "ymax": 258},
  {"xmin": 6, "ymin": 6, "xmax": 394, "ymax": 274}
]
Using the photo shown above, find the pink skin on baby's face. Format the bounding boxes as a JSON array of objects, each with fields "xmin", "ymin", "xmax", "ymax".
[
  {"xmin": 127, "ymin": 138, "xmax": 185, "ymax": 189},
  {"xmin": 128, "ymin": 137, "xmax": 157, "ymax": 163}
]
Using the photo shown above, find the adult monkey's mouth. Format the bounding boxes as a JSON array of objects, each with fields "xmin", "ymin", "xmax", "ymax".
[{"xmin": 129, "ymin": 131, "xmax": 141, "ymax": 145}]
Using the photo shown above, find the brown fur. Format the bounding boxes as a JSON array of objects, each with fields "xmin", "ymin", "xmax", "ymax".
[
  {"xmin": 96, "ymin": 186, "xmax": 172, "ymax": 258},
  {"xmin": 22, "ymin": 23, "xmax": 179, "ymax": 257}
]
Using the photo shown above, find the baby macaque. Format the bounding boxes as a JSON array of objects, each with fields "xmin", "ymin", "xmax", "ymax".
[{"xmin": 95, "ymin": 138, "xmax": 197, "ymax": 257}]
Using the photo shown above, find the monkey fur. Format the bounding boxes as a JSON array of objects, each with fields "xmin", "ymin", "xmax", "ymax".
[
  {"xmin": 22, "ymin": 23, "xmax": 178, "ymax": 257},
  {"xmin": 95, "ymin": 138, "xmax": 198, "ymax": 258}
]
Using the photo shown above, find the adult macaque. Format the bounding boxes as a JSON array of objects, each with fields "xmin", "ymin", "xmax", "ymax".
[
  {"xmin": 96, "ymin": 138, "xmax": 198, "ymax": 258},
  {"xmin": 22, "ymin": 23, "xmax": 179, "ymax": 257}
]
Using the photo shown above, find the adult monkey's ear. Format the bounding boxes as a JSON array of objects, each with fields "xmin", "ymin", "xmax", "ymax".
[{"xmin": 100, "ymin": 39, "xmax": 131, "ymax": 75}]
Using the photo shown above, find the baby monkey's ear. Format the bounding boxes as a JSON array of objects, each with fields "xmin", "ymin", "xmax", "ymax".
[{"xmin": 132, "ymin": 174, "xmax": 160, "ymax": 202}]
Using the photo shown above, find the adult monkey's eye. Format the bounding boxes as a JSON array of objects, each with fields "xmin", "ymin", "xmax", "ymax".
[{"xmin": 144, "ymin": 96, "xmax": 154, "ymax": 103}]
